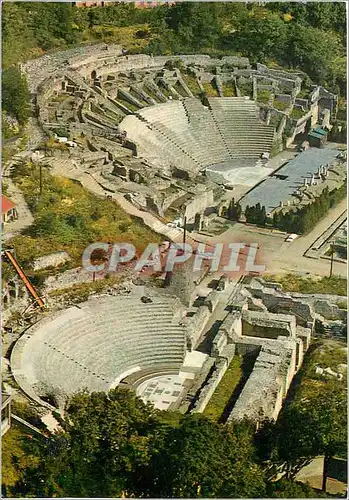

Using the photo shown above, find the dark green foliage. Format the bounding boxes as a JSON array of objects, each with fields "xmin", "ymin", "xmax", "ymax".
[
  {"xmin": 226, "ymin": 14, "xmax": 288, "ymax": 63},
  {"xmin": 245, "ymin": 203, "xmax": 267, "ymax": 226},
  {"xmin": 227, "ymin": 198, "xmax": 242, "ymax": 221},
  {"xmin": 256, "ymin": 340, "xmax": 347, "ymax": 486},
  {"xmin": 267, "ymin": 478, "xmax": 327, "ymax": 498},
  {"xmin": 267, "ymin": 2, "xmax": 346, "ymax": 39},
  {"xmin": 2, "ymin": 68, "xmax": 31, "ymax": 125},
  {"xmin": 2, "ymin": 2, "xmax": 346, "ymax": 95},
  {"xmin": 138, "ymin": 415, "xmax": 266, "ymax": 498},
  {"xmin": 285, "ymin": 24, "xmax": 343, "ymax": 88},
  {"xmin": 272, "ymin": 185, "xmax": 346, "ymax": 234},
  {"xmin": 11, "ymin": 390, "xmax": 265, "ymax": 498},
  {"xmin": 3, "ymin": 387, "xmax": 335, "ymax": 498}
]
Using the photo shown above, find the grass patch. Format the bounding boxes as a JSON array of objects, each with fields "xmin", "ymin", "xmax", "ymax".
[
  {"xmin": 203, "ymin": 355, "xmax": 243, "ymax": 422},
  {"xmin": 273, "ymin": 99, "xmax": 289, "ymax": 111},
  {"xmin": 144, "ymin": 85, "xmax": 162, "ymax": 102},
  {"xmin": 222, "ymin": 81, "xmax": 236, "ymax": 97},
  {"xmin": 297, "ymin": 87, "xmax": 312, "ymax": 99},
  {"xmin": 257, "ymin": 89, "xmax": 271, "ymax": 104},
  {"xmin": 116, "ymin": 95, "xmax": 139, "ymax": 112},
  {"xmin": 174, "ymin": 81, "xmax": 187, "ymax": 97},
  {"xmin": 8, "ymin": 162, "xmax": 161, "ymax": 270},
  {"xmin": 290, "ymin": 107, "xmax": 306, "ymax": 120},
  {"xmin": 181, "ymin": 73, "xmax": 201, "ymax": 96},
  {"xmin": 237, "ymin": 83, "xmax": 253, "ymax": 98},
  {"xmin": 157, "ymin": 82, "xmax": 171, "ymax": 98},
  {"xmin": 264, "ymin": 274, "xmax": 347, "ymax": 296},
  {"xmin": 287, "ymin": 339, "xmax": 347, "ymax": 406},
  {"xmin": 128, "ymin": 88, "xmax": 148, "ymax": 107},
  {"xmin": 202, "ymin": 81, "xmax": 219, "ymax": 97}
]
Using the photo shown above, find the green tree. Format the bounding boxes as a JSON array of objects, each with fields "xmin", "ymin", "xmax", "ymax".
[
  {"xmin": 19, "ymin": 390, "xmax": 158, "ymax": 498},
  {"xmin": 228, "ymin": 14, "xmax": 288, "ymax": 63},
  {"xmin": 2, "ymin": 67, "xmax": 31, "ymax": 125},
  {"xmin": 269, "ymin": 382, "xmax": 347, "ymax": 486},
  {"xmin": 266, "ymin": 478, "xmax": 326, "ymax": 498},
  {"xmin": 165, "ymin": 3, "xmax": 223, "ymax": 52},
  {"xmin": 227, "ymin": 198, "xmax": 242, "ymax": 221},
  {"xmin": 285, "ymin": 24, "xmax": 343, "ymax": 87},
  {"xmin": 141, "ymin": 415, "xmax": 266, "ymax": 498},
  {"xmin": 13, "ymin": 390, "xmax": 267, "ymax": 498}
]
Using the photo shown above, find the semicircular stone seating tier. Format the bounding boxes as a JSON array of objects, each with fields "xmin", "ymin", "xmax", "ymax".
[
  {"xmin": 10, "ymin": 295, "xmax": 187, "ymax": 407},
  {"xmin": 118, "ymin": 97, "xmax": 275, "ymax": 174}
]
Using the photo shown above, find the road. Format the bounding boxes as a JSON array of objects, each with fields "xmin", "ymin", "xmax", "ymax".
[
  {"xmin": 271, "ymin": 198, "xmax": 347, "ymax": 277},
  {"xmin": 208, "ymin": 199, "xmax": 347, "ymax": 278}
]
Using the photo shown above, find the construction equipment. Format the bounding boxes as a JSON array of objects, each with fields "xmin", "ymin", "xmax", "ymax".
[{"xmin": 3, "ymin": 249, "xmax": 45, "ymax": 310}]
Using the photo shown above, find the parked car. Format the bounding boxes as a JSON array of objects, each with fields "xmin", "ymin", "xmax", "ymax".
[{"xmin": 285, "ymin": 233, "xmax": 299, "ymax": 242}]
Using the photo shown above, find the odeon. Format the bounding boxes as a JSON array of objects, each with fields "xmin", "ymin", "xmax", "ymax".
[{"xmin": 11, "ymin": 294, "xmax": 187, "ymax": 409}]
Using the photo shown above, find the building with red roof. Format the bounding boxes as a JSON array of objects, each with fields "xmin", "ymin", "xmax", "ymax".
[{"xmin": 1, "ymin": 195, "xmax": 17, "ymax": 223}]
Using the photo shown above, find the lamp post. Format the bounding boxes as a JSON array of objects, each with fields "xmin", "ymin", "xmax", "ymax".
[{"xmin": 183, "ymin": 216, "xmax": 187, "ymax": 245}]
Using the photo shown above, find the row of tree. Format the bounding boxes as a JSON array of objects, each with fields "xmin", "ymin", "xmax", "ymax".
[
  {"xmin": 328, "ymin": 122, "xmax": 347, "ymax": 144},
  {"xmin": 3, "ymin": 386, "xmax": 343, "ymax": 498},
  {"xmin": 272, "ymin": 185, "xmax": 346, "ymax": 234},
  {"xmin": 233, "ymin": 184, "xmax": 346, "ymax": 233},
  {"xmin": 226, "ymin": 198, "xmax": 242, "ymax": 221},
  {"xmin": 2, "ymin": 68, "xmax": 31, "ymax": 126},
  {"xmin": 245, "ymin": 203, "xmax": 268, "ymax": 227}
]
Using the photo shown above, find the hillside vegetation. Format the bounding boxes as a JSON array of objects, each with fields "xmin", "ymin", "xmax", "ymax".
[
  {"xmin": 8, "ymin": 162, "xmax": 161, "ymax": 269},
  {"xmin": 2, "ymin": 2, "xmax": 347, "ymax": 126},
  {"xmin": 265, "ymin": 274, "xmax": 347, "ymax": 297}
]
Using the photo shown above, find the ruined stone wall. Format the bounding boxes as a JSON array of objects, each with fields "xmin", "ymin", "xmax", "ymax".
[
  {"xmin": 184, "ymin": 305, "xmax": 211, "ymax": 349},
  {"xmin": 242, "ymin": 310, "xmax": 296, "ymax": 339},
  {"xmin": 203, "ymin": 290, "xmax": 220, "ymax": 313},
  {"xmin": 220, "ymin": 310, "xmax": 243, "ymax": 339},
  {"xmin": 2, "ymin": 280, "xmax": 31, "ymax": 325},
  {"xmin": 226, "ymin": 340, "xmax": 296, "ymax": 423},
  {"xmin": 184, "ymin": 190, "xmax": 214, "ymax": 222},
  {"xmin": 191, "ymin": 351, "xmax": 235, "ymax": 413},
  {"xmin": 211, "ymin": 330, "xmax": 228, "ymax": 357},
  {"xmin": 32, "ymin": 251, "xmax": 71, "ymax": 271}
]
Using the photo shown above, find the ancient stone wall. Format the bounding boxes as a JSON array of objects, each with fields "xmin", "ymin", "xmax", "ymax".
[
  {"xmin": 242, "ymin": 310, "xmax": 296, "ymax": 339},
  {"xmin": 191, "ymin": 350, "xmax": 235, "ymax": 413},
  {"xmin": 32, "ymin": 252, "xmax": 71, "ymax": 271},
  {"xmin": 185, "ymin": 305, "xmax": 212, "ymax": 349}
]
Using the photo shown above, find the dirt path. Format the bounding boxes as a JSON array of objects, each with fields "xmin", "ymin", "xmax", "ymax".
[{"xmin": 3, "ymin": 176, "xmax": 34, "ymax": 241}]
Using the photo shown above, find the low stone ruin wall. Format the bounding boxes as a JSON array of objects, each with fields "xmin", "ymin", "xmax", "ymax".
[
  {"xmin": 191, "ymin": 352, "xmax": 235, "ymax": 414},
  {"xmin": 242, "ymin": 310, "xmax": 296, "ymax": 339}
]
